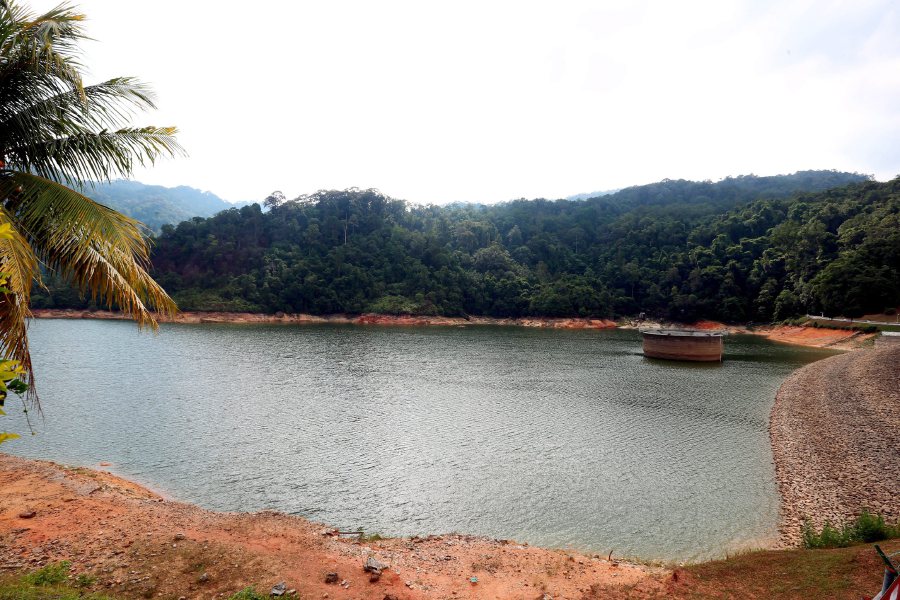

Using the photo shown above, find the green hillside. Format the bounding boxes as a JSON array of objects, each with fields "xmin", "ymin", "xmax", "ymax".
[
  {"xmin": 82, "ymin": 180, "xmax": 254, "ymax": 232},
  {"xmin": 36, "ymin": 170, "xmax": 898, "ymax": 323}
]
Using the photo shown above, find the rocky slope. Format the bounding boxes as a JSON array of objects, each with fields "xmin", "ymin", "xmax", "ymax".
[{"xmin": 770, "ymin": 347, "xmax": 900, "ymax": 544}]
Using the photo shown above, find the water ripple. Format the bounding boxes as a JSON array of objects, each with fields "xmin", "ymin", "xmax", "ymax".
[{"xmin": 6, "ymin": 321, "xmax": 836, "ymax": 562}]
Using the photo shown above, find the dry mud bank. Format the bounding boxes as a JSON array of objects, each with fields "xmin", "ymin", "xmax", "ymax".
[
  {"xmin": 31, "ymin": 308, "xmax": 617, "ymax": 330},
  {"xmin": 770, "ymin": 347, "xmax": 900, "ymax": 545},
  {"xmin": 755, "ymin": 325, "xmax": 876, "ymax": 350},
  {"xmin": 0, "ymin": 454, "xmax": 666, "ymax": 600}
]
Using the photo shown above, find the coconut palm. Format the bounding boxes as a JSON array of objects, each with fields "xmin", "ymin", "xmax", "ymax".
[{"xmin": 0, "ymin": 0, "xmax": 182, "ymax": 400}]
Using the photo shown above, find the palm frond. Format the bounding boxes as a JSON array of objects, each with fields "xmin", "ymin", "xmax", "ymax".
[
  {"xmin": 0, "ymin": 1, "xmax": 87, "ymax": 91},
  {"xmin": 5, "ymin": 126, "xmax": 183, "ymax": 187},
  {"xmin": 0, "ymin": 77, "xmax": 159, "ymax": 142},
  {"xmin": 0, "ymin": 207, "xmax": 37, "ymax": 397},
  {"xmin": 2, "ymin": 172, "xmax": 177, "ymax": 322}
]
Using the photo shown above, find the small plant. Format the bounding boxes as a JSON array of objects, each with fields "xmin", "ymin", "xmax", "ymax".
[
  {"xmin": 21, "ymin": 561, "xmax": 71, "ymax": 586},
  {"xmin": 75, "ymin": 573, "xmax": 96, "ymax": 588},
  {"xmin": 228, "ymin": 587, "xmax": 267, "ymax": 600},
  {"xmin": 801, "ymin": 511, "xmax": 900, "ymax": 549},
  {"xmin": 854, "ymin": 510, "xmax": 899, "ymax": 542}
]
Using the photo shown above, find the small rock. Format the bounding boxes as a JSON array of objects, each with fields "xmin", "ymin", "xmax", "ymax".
[
  {"xmin": 18, "ymin": 511, "xmax": 36, "ymax": 519},
  {"xmin": 364, "ymin": 556, "xmax": 387, "ymax": 574},
  {"xmin": 286, "ymin": 589, "xmax": 296, "ymax": 596},
  {"xmin": 198, "ymin": 573, "xmax": 209, "ymax": 583},
  {"xmin": 384, "ymin": 595, "xmax": 400, "ymax": 600},
  {"xmin": 174, "ymin": 533, "xmax": 186, "ymax": 541},
  {"xmin": 324, "ymin": 572, "xmax": 339, "ymax": 584},
  {"xmin": 271, "ymin": 582, "xmax": 286, "ymax": 596}
]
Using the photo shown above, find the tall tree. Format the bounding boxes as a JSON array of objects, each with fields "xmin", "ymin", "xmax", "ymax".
[{"xmin": 0, "ymin": 1, "xmax": 181, "ymax": 399}]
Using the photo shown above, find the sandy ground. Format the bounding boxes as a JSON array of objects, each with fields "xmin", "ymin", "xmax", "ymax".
[
  {"xmin": 770, "ymin": 346, "xmax": 900, "ymax": 545},
  {"xmin": 0, "ymin": 454, "xmax": 669, "ymax": 599}
]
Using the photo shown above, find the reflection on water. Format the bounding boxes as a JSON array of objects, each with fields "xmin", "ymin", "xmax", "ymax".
[{"xmin": 6, "ymin": 320, "xmax": 835, "ymax": 562}]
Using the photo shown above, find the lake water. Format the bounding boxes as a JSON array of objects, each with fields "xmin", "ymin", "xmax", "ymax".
[{"xmin": 4, "ymin": 320, "xmax": 835, "ymax": 562}]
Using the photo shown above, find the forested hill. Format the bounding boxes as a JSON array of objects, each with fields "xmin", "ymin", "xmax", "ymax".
[
  {"xmin": 81, "ymin": 180, "xmax": 256, "ymax": 232},
  {"xmin": 36, "ymin": 170, "xmax": 899, "ymax": 323}
]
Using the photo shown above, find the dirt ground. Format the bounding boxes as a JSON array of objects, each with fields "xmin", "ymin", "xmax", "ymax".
[
  {"xmin": 754, "ymin": 325, "xmax": 877, "ymax": 350},
  {"xmin": 0, "ymin": 454, "xmax": 668, "ymax": 600}
]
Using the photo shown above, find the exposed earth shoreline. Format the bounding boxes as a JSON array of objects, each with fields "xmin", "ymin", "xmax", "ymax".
[
  {"xmin": 30, "ymin": 308, "xmax": 876, "ymax": 350},
  {"xmin": 769, "ymin": 346, "xmax": 900, "ymax": 546},
  {"xmin": 0, "ymin": 454, "xmax": 668, "ymax": 599}
]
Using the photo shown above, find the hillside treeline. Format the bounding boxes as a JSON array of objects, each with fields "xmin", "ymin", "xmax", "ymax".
[{"xmin": 34, "ymin": 171, "xmax": 899, "ymax": 322}]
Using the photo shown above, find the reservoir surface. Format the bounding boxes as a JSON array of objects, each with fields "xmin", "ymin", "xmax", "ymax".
[{"xmin": 6, "ymin": 320, "xmax": 834, "ymax": 562}]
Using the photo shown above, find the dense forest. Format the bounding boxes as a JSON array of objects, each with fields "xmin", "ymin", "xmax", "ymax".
[{"xmin": 34, "ymin": 170, "xmax": 900, "ymax": 323}]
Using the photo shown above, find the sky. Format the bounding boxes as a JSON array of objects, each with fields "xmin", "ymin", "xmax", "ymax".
[{"xmin": 27, "ymin": 0, "xmax": 900, "ymax": 204}]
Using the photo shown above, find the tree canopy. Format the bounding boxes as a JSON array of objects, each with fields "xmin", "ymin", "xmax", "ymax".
[{"xmin": 36, "ymin": 170, "xmax": 896, "ymax": 325}]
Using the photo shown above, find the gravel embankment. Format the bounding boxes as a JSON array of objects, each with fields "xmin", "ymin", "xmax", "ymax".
[{"xmin": 770, "ymin": 346, "xmax": 900, "ymax": 545}]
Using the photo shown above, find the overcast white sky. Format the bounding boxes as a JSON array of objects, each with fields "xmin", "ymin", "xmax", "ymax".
[{"xmin": 29, "ymin": 0, "xmax": 900, "ymax": 204}]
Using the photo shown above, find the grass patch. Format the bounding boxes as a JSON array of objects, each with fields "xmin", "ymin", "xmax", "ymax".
[
  {"xmin": 802, "ymin": 511, "xmax": 900, "ymax": 549},
  {"xmin": 228, "ymin": 587, "xmax": 267, "ymax": 600},
  {"xmin": 0, "ymin": 562, "xmax": 113, "ymax": 600},
  {"xmin": 21, "ymin": 561, "xmax": 72, "ymax": 586},
  {"xmin": 358, "ymin": 531, "xmax": 385, "ymax": 542},
  {"xmin": 673, "ymin": 541, "xmax": 900, "ymax": 600}
]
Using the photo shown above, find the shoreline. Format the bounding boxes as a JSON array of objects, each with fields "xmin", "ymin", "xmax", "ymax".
[
  {"xmin": 769, "ymin": 346, "xmax": 900, "ymax": 545},
  {"xmin": 30, "ymin": 308, "xmax": 619, "ymax": 330},
  {"xmin": 30, "ymin": 308, "xmax": 876, "ymax": 350},
  {"xmin": 0, "ymin": 453, "xmax": 666, "ymax": 599}
]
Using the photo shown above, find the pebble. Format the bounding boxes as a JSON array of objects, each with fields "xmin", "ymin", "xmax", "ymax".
[{"xmin": 271, "ymin": 582, "xmax": 286, "ymax": 596}]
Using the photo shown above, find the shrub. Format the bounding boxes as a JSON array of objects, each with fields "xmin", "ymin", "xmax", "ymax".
[
  {"xmin": 854, "ymin": 510, "xmax": 899, "ymax": 542},
  {"xmin": 801, "ymin": 511, "xmax": 900, "ymax": 548},
  {"xmin": 21, "ymin": 561, "xmax": 71, "ymax": 586}
]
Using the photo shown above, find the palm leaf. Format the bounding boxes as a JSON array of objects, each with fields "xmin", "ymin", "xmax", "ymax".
[
  {"xmin": 5, "ymin": 126, "xmax": 183, "ymax": 188},
  {"xmin": 0, "ymin": 207, "xmax": 37, "ymax": 396},
  {"xmin": 0, "ymin": 1, "xmax": 87, "ymax": 91},
  {"xmin": 5, "ymin": 172, "xmax": 177, "ymax": 321}
]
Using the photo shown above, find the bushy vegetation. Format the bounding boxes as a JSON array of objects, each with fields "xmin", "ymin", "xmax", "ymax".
[
  {"xmin": 0, "ymin": 561, "xmax": 113, "ymax": 600},
  {"xmin": 34, "ymin": 171, "xmax": 900, "ymax": 323},
  {"xmin": 801, "ymin": 511, "xmax": 900, "ymax": 549},
  {"xmin": 20, "ymin": 562, "xmax": 71, "ymax": 586}
]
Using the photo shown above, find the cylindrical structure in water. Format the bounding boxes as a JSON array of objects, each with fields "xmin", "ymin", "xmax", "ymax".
[{"xmin": 641, "ymin": 329, "xmax": 724, "ymax": 362}]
